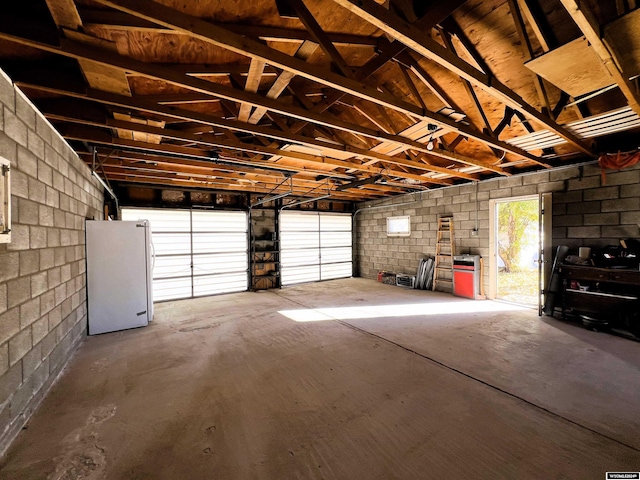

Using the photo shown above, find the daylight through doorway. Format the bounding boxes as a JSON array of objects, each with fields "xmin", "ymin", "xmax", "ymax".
[{"xmin": 496, "ymin": 197, "xmax": 540, "ymax": 308}]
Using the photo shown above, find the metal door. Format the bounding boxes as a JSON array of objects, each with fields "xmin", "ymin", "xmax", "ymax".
[
  {"xmin": 122, "ymin": 208, "xmax": 248, "ymax": 301},
  {"xmin": 280, "ymin": 212, "xmax": 352, "ymax": 286}
]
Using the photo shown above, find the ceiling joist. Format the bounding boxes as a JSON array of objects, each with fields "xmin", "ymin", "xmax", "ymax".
[
  {"xmin": 85, "ymin": 0, "xmax": 550, "ymax": 163},
  {"xmin": 1, "ymin": 0, "xmax": 633, "ymax": 202},
  {"xmin": 329, "ymin": 0, "xmax": 595, "ymax": 157}
]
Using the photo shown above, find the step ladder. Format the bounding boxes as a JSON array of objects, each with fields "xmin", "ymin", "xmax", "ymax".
[{"xmin": 433, "ymin": 216, "xmax": 455, "ymax": 291}]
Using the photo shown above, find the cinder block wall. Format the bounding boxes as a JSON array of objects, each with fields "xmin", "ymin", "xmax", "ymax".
[
  {"xmin": 0, "ymin": 69, "xmax": 104, "ymax": 454},
  {"xmin": 552, "ymin": 163, "xmax": 640, "ymax": 247},
  {"xmin": 355, "ymin": 163, "xmax": 640, "ymax": 288}
]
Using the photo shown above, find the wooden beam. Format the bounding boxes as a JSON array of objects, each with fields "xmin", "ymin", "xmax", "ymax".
[
  {"xmin": 100, "ymin": 168, "xmax": 371, "ymax": 199},
  {"xmin": 285, "ymin": 39, "xmax": 407, "ymax": 134},
  {"xmin": 560, "ymin": 0, "xmax": 640, "ymax": 116},
  {"xmin": 352, "ymin": 103, "xmax": 394, "ymax": 133},
  {"xmin": 6, "ymin": 46, "xmax": 522, "ymax": 175},
  {"xmin": 80, "ymin": 149, "xmax": 315, "ymax": 179},
  {"xmin": 88, "ymin": 0, "xmax": 551, "ymax": 161},
  {"xmin": 516, "ymin": 0, "xmax": 552, "ymax": 52},
  {"xmin": 398, "ymin": 64, "xmax": 427, "ymax": 112},
  {"xmin": 79, "ymin": 8, "xmax": 382, "ymax": 47},
  {"xmin": 493, "ymin": 107, "xmax": 516, "ymax": 139},
  {"xmin": 396, "ymin": 52, "xmax": 463, "ymax": 113},
  {"xmin": 506, "ymin": 0, "xmax": 552, "ymax": 116},
  {"xmin": 95, "ymin": 161, "xmax": 368, "ymax": 199},
  {"xmin": 410, "ymin": 0, "xmax": 468, "ymax": 30},
  {"xmin": 91, "ymin": 0, "xmax": 423, "ymax": 117},
  {"xmin": 439, "ymin": 29, "xmax": 493, "ymax": 134},
  {"xmin": 330, "ymin": 0, "xmax": 595, "ymax": 157},
  {"xmin": 106, "ymin": 174, "xmax": 373, "ymax": 200},
  {"xmin": 287, "ymin": 0, "xmax": 352, "ymax": 76},
  {"xmin": 0, "ymin": 32, "xmax": 413, "ymax": 149},
  {"xmin": 248, "ymin": 40, "xmax": 318, "ymax": 125},
  {"xmin": 44, "ymin": 1, "xmax": 132, "ymax": 97},
  {"xmin": 237, "ymin": 58, "xmax": 266, "ymax": 122},
  {"xmin": 45, "ymin": 0, "xmax": 82, "ymax": 29},
  {"xmin": 60, "ymin": 124, "xmax": 453, "ymax": 185},
  {"xmin": 0, "ymin": 31, "xmax": 478, "ymax": 162},
  {"xmin": 52, "ymin": 115, "xmax": 459, "ymax": 185},
  {"xmin": 99, "ymin": 120, "xmax": 464, "ymax": 183},
  {"xmin": 83, "ymin": 147, "xmax": 354, "ymax": 181}
]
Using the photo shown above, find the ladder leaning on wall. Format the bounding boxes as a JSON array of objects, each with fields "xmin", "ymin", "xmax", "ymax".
[{"xmin": 433, "ymin": 216, "xmax": 455, "ymax": 291}]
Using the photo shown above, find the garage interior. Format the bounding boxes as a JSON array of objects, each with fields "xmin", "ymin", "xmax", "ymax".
[{"xmin": 0, "ymin": 0, "xmax": 640, "ymax": 478}]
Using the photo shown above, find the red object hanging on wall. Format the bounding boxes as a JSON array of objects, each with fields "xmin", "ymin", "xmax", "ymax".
[{"xmin": 598, "ymin": 151, "xmax": 640, "ymax": 183}]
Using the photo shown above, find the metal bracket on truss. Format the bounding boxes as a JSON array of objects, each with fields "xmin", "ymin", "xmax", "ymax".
[
  {"xmin": 88, "ymin": 146, "xmax": 119, "ymax": 206},
  {"xmin": 250, "ymin": 174, "xmax": 294, "ymax": 208},
  {"xmin": 280, "ymin": 178, "xmax": 332, "ymax": 210}
]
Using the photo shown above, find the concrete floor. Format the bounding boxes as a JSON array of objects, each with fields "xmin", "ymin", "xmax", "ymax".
[{"xmin": 1, "ymin": 278, "xmax": 639, "ymax": 479}]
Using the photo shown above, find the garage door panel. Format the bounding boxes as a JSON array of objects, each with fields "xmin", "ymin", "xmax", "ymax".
[
  {"xmin": 153, "ymin": 255, "xmax": 191, "ymax": 279},
  {"xmin": 192, "ymin": 211, "xmax": 247, "ymax": 232},
  {"xmin": 281, "ymin": 265, "xmax": 320, "ymax": 285},
  {"xmin": 281, "ymin": 212, "xmax": 351, "ymax": 286},
  {"xmin": 321, "ymin": 263, "xmax": 352, "ymax": 280},
  {"xmin": 281, "ymin": 249, "xmax": 320, "ymax": 267},
  {"xmin": 281, "ymin": 232, "xmax": 320, "ymax": 249},
  {"xmin": 193, "ymin": 273, "xmax": 248, "ymax": 296},
  {"xmin": 192, "ymin": 232, "xmax": 248, "ymax": 254},
  {"xmin": 193, "ymin": 252, "xmax": 247, "ymax": 274},
  {"xmin": 152, "ymin": 233, "xmax": 192, "ymax": 255},
  {"xmin": 321, "ymin": 247, "xmax": 352, "ymax": 263},
  {"xmin": 320, "ymin": 215, "xmax": 352, "ymax": 231},
  {"xmin": 153, "ymin": 277, "xmax": 192, "ymax": 301},
  {"xmin": 125, "ymin": 209, "xmax": 191, "ymax": 232},
  {"xmin": 320, "ymin": 230, "xmax": 351, "ymax": 247},
  {"xmin": 122, "ymin": 208, "xmax": 248, "ymax": 301},
  {"xmin": 280, "ymin": 213, "xmax": 319, "ymax": 231}
]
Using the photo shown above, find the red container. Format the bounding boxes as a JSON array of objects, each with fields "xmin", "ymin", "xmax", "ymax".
[{"xmin": 453, "ymin": 255, "xmax": 481, "ymax": 299}]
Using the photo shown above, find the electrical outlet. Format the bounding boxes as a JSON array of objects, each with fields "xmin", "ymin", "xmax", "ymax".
[{"xmin": 471, "ymin": 228, "xmax": 478, "ymax": 236}]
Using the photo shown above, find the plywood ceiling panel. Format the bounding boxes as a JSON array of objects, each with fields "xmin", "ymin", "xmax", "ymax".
[{"xmin": 524, "ymin": 36, "xmax": 614, "ymax": 98}]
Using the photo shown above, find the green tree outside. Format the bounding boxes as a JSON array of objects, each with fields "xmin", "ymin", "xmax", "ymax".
[{"xmin": 498, "ymin": 199, "xmax": 539, "ymax": 273}]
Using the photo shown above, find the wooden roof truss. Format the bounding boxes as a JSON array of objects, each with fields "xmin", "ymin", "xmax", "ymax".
[{"xmin": 0, "ymin": 0, "xmax": 637, "ymax": 202}]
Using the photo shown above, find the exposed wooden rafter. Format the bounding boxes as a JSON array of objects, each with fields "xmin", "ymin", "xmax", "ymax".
[
  {"xmin": 85, "ymin": 0, "xmax": 549, "ymax": 163},
  {"xmin": 238, "ymin": 58, "xmax": 266, "ymax": 122},
  {"xmin": 560, "ymin": 0, "xmax": 640, "ymax": 116},
  {"xmin": 506, "ymin": 0, "xmax": 553, "ymax": 117},
  {"xmin": 329, "ymin": 0, "xmax": 595, "ymax": 157},
  {"xmin": 0, "ymin": 33, "xmax": 515, "ymax": 174},
  {"xmin": 2, "ymin": 0, "xmax": 631, "ymax": 202}
]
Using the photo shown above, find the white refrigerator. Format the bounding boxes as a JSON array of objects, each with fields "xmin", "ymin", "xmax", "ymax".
[{"xmin": 85, "ymin": 220, "xmax": 154, "ymax": 335}]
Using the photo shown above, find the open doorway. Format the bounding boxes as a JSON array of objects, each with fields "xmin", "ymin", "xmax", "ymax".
[{"xmin": 489, "ymin": 194, "xmax": 551, "ymax": 313}]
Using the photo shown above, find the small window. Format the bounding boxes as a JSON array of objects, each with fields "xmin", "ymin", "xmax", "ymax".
[
  {"xmin": 0, "ymin": 156, "xmax": 10, "ymax": 244},
  {"xmin": 387, "ymin": 215, "xmax": 410, "ymax": 237}
]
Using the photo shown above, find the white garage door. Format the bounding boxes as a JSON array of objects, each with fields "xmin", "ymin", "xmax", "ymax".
[
  {"xmin": 280, "ymin": 212, "xmax": 352, "ymax": 286},
  {"xmin": 121, "ymin": 208, "xmax": 248, "ymax": 301}
]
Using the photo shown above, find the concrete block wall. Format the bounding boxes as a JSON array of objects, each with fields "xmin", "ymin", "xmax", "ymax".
[
  {"xmin": 355, "ymin": 162, "xmax": 640, "ymax": 290},
  {"xmin": 552, "ymin": 163, "xmax": 640, "ymax": 247},
  {"xmin": 0, "ymin": 69, "xmax": 104, "ymax": 454}
]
